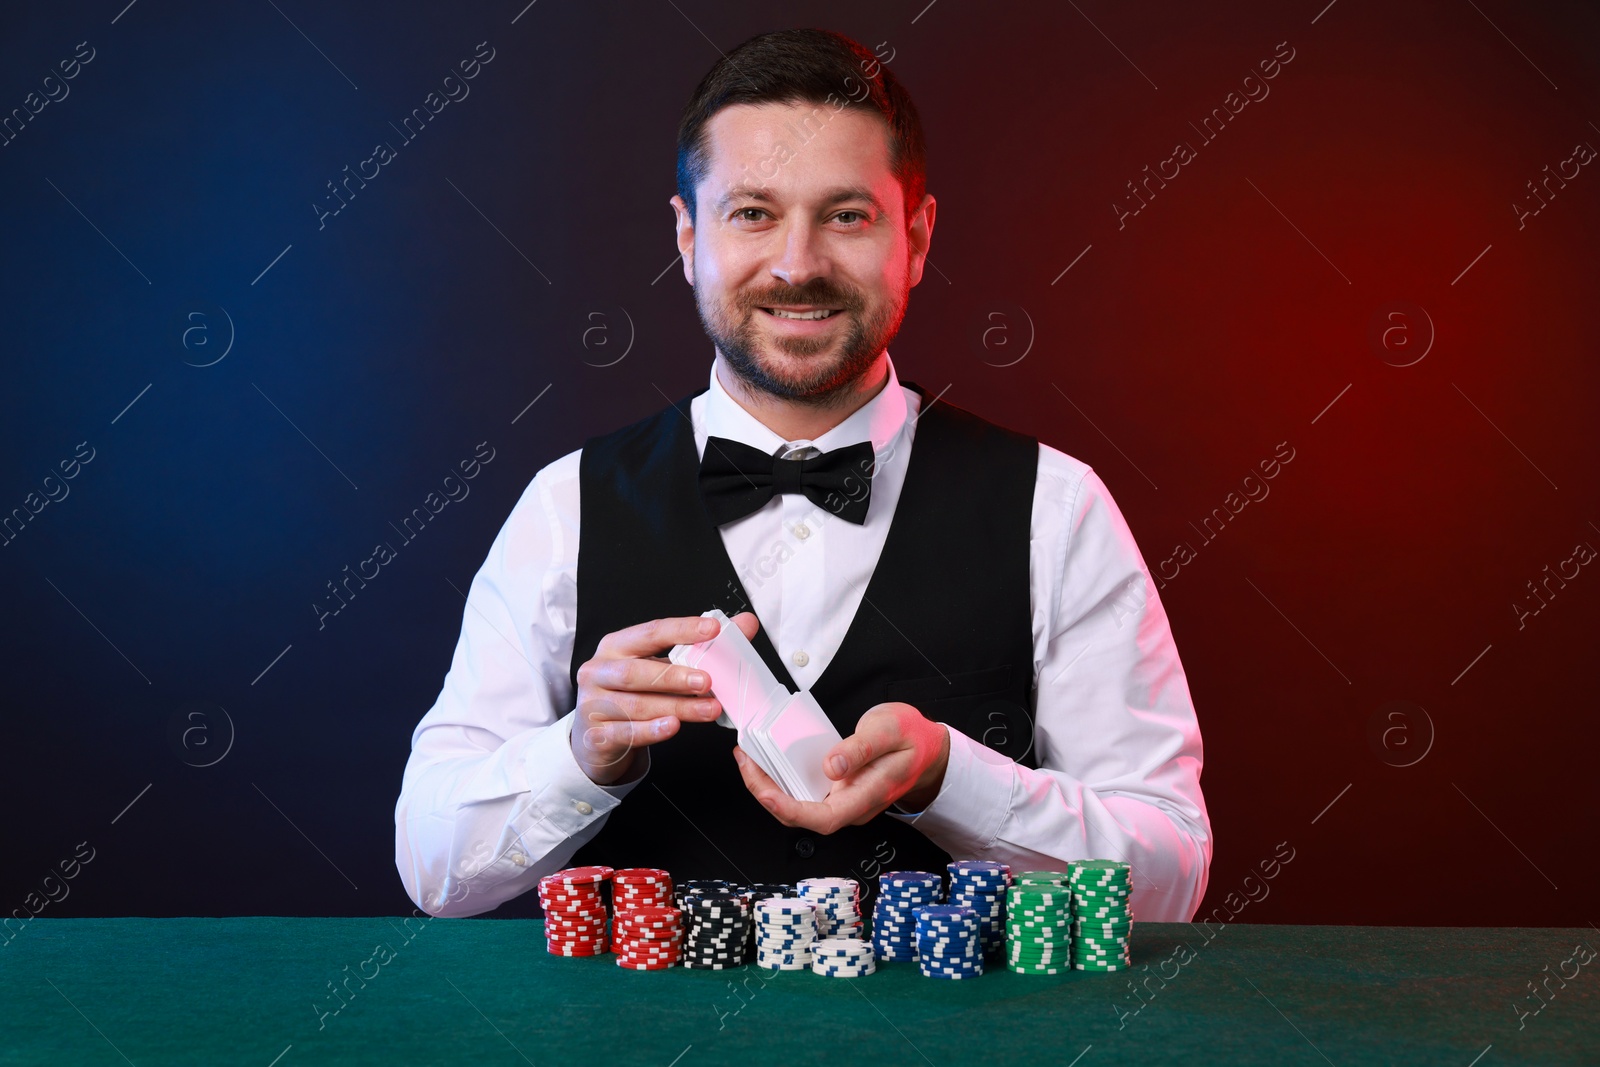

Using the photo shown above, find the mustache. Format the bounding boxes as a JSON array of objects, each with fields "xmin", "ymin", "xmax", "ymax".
[{"xmin": 744, "ymin": 287, "xmax": 855, "ymax": 309}]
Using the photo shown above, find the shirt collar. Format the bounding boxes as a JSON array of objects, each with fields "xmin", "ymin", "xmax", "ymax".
[{"xmin": 702, "ymin": 350, "xmax": 910, "ymax": 457}]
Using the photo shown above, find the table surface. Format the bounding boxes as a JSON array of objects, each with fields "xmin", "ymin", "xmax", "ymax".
[{"xmin": 2, "ymin": 919, "xmax": 1594, "ymax": 1066}]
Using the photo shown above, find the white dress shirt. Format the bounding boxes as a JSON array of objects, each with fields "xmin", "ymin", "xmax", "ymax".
[{"xmin": 395, "ymin": 352, "xmax": 1212, "ymax": 922}]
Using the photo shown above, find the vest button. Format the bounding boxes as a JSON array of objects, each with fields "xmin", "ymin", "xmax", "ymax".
[
  {"xmin": 791, "ymin": 649, "xmax": 809, "ymax": 667},
  {"xmin": 793, "ymin": 836, "xmax": 816, "ymax": 858},
  {"xmin": 794, "ymin": 523, "xmax": 811, "ymax": 540}
]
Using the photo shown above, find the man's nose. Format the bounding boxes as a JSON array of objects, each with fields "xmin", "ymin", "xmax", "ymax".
[{"xmin": 770, "ymin": 218, "xmax": 829, "ymax": 289}]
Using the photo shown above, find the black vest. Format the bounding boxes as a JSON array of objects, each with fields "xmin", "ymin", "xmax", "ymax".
[{"xmin": 563, "ymin": 379, "xmax": 1039, "ymax": 900}]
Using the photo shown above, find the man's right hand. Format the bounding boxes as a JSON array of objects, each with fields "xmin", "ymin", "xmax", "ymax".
[{"xmin": 571, "ymin": 611, "xmax": 760, "ymax": 785}]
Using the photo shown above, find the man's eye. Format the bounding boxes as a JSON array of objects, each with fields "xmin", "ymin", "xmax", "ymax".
[
  {"xmin": 734, "ymin": 208, "xmax": 767, "ymax": 222},
  {"xmin": 834, "ymin": 211, "xmax": 866, "ymax": 224}
]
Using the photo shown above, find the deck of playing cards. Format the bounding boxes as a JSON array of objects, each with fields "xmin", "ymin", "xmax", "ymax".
[{"xmin": 667, "ymin": 608, "xmax": 842, "ymax": 803}]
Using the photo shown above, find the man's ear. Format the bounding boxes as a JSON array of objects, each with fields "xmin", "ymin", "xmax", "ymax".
[
  {"xmin": 906, "ymin": 192, "xmax": 936, "ymax": 288},
  {"xmin": 670, "ymin": 194, "xmax": 696, "ymax": 286}
]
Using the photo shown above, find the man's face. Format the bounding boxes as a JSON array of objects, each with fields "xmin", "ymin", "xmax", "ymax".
[{"xmin": 672, "ymin": 102, "xmax": 934, "ymax": 406}]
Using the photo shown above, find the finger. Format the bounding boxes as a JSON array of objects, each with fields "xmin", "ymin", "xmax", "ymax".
[
  {"xmin": 732, "ymin": 747, "xmax": 804, "ymax": 825},
  {"xmin": 576, "ymin": 715, "xmax": 679, "ymax": 771},
  {"xmin": 823, "ymin": 778, "xmax": 894, "ymax": 828},
  {"xmin": 732, "ymin": 745, "xmax": 781, "ymax": 802},
  {"xmin": 598, "ymin": 615, "xmax": 721, "ymax": 661},
  {"xmin": 579, "ymin": 689, "xmax": 721, "ymax": 725},
  {"xmin": 824, "ymin": 712, "xmax": 903, "ymax": 780},
  {"xmin": 585, "ymin": 655, "xmax": 714, "ymax": 698},
  {"xmin": 729, "ymin": 611, "xmax": 760, "ymax": 641},
  {"xmin": 734, "ymin": 748, "xmax": 846, "ymax": 833}
]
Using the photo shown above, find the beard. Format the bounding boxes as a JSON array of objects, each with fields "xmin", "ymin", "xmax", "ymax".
[{"xmin": 696, "ymin": 269, "xmax": 911, "ymax": 406}]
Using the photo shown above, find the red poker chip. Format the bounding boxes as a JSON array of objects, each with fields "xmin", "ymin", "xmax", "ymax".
[
  {"xmin": 611, "ymin": 940, "xmax": 681, "ymax": 953},
  {"xmin": 614, "ymin": 929, "xmax": 680, "ymax": 941},
  {"xmin": 545, "ymin": 930, "xmax": 606, "ymax": 942},
  {"xmin": 617, "ymin": 928, "xmax": 680, "ymax": 939},
  {"xmin": 613, "ymin": 932, "xmax": 681, "ymax": 945},
  {"xmin": 543, "ymin": 915, "xmax": 608, "ymax": 928},
  {"xmin": 538, "ymin": 887, "xmax": 603, "ymax": 901},
  {"xmin": 543, "ymin": 865, "xmax": 614, "ymax": 887},
  {"xmin": 539, "ymin": 895, "xmax": 606, "ymax": 908},
  {"xmin": 616, "ymin": 929, "xmax": 679, "ymax": 939},
  {"xmin": 615, "ymin": 921, "xmax": 680, "ymax": 934},
  {"xmin": 612, "ymin": 867, "xmax": 672, "ymax": 884},
  {"xmin": 615, "ymin": 947, "xmax": 682, "ymax": 959},
  {"xmin": 611, "ymin": 953, "xmax": 681, "ymax": 966},
  {"xmin": 547, "ymin": 943, "xmax": 607, "ymax": 956},
  {"xmin": 614, "ymin": 906, "xmax": 680, "ymax": 925},
  {"xmin": 615, "ymin": 959, "xmax": 678, "ymax": 970}
]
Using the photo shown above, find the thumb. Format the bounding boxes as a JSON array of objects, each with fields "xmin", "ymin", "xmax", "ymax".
[
  {"xmin": 732, "ymin": 611, "xmax": 760, "ymax": 640},
  {"xmin": 825, "ymin": 716, "xmax": 896, "ymax": 779}
]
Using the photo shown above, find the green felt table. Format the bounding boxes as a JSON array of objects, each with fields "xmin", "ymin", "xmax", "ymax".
[{"xmin": 2, "ymin": 919, "xmax": 1594, "ymax": 1066}]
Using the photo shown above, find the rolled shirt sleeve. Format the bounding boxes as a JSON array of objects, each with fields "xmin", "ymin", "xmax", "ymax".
[{"xmin": 889, "ymin": 449, "xmax": 1212, "ymax": 922}]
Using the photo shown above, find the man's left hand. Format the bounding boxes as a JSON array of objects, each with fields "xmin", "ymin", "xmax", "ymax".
[{"xmin": 732, "ymin": 702, "xmax": 950, "ymax": 834}]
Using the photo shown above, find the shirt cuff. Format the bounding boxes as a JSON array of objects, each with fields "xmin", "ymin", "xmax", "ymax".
[
  {"xmin": 886, "ymin": 724, "xmax": 1014, "ymax": 856},
  {"xmin": 545, "ymin": 712, "xmax": 648, "ymax": 815}
]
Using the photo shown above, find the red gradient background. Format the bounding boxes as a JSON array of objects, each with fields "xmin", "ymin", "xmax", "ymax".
[{"xmin": 860, "ymin": 0, "xmax": 1600, "ymax": 925}]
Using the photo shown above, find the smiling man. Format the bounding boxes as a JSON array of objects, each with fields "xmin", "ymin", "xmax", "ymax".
[{"xmin": 395, "ymin": 28, "xmax": 1212, "ymax": 924}]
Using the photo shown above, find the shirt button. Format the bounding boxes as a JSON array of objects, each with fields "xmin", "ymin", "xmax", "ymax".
[
  {"xmin": 510, "ymin": 851, "xmax": 527, "ymax": 867},
  {"xmin": 573, "ymin": 800, "xmax": 593, "ymax": 816},
  {"xmin": 794, "ymin": 523, "xmax": 811, "ymax": 540},
  {"xmin": 791, "ymin": 649, "xmax": 809, "ymax": 667},
  {"xmin": 794, "ymin": 836, "xmax": 816, "ymax": 858}
]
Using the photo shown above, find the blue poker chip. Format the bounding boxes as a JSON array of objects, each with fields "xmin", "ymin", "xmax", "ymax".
[{"xmin": 882, "ymin": 871, "xmax": 942, "ymax": 886}]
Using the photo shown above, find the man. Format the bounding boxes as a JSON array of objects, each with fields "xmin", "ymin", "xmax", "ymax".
[{"xmin": 395, "ymin": 28, "xmax": 1211, "ymax": 923}]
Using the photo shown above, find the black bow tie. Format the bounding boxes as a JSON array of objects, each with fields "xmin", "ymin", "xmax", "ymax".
[{"xmin": 698, "ymin": 435, "xmax": 876, "ymax": 526}]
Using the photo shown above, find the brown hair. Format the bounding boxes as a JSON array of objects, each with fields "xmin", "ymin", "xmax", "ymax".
[{"xmin": 675, "ymin": 28, "xmax": 926, "ymax": 229}]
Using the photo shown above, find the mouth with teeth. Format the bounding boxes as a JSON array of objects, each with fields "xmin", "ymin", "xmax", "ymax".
[{"xmin": 758, "ymin": 306, "xmax": 842, "ymax": 321}]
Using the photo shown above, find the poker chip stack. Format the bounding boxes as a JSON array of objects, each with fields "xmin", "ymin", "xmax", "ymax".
[
  {"xmin": 612, "ymin": 904, "xmax": 683, "ymax": 970},
  {"xmin": 610, "ymin": 868, "xmax": 674, "ymax": 913},
  {"xmin": 754, "ymin": 898, "xmax": 820, "ymax": 970},
  {"xmin": 1006, "ymin": 875, "xmax": 1072, "ymax": 975},
  {"xmin": 914, "ymin": 904, "xmax": 983, "ymax": 979},
  {"xmin": 1069, "ymin": 859, "xmax": 1133, "ymax": 971},
  {"xmin": 676, "ymin": 879, "xmax": 733, "ymax": 910},
  {"xmin": 946, "ymin": 860, "xmax": 1011, "ymax": 957},
  {"xmin": 539, "ymin": 866, "xmax": 614, "ymax": 956},
  {"xmin": 870, "ymin": 871, "xmax": 943, "ymax": 962},
  {"xmin": 680, "ymin": 892, "xmax": 751, "ymax": 969},
  {"xmin": 809, "ymin": 937, "xmax": 877, "ymax": 977},
  {"xmin": 741, "ymin": 883, "xmax": 795, "ymax": 961},
  {"xmin": 797, "ymin": 877, "xmax": 864, "ymax": 938}
]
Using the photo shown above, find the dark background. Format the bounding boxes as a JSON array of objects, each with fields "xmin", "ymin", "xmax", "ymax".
[{"xmin": 2, "ymin": 0, "xmax": 1596, "ymax": 927}]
